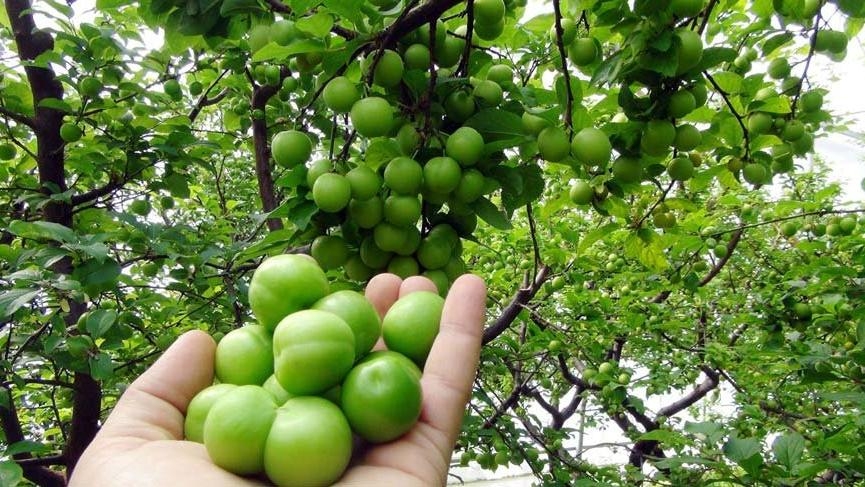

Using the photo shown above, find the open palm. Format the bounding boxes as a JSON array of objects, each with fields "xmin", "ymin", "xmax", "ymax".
[{"xmin": 69, "ymin": 273, "xmax": 486, "ymax": 487}]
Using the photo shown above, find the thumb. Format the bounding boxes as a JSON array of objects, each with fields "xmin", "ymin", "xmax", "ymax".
[{"xmin": 97, "ymin": 330, "xmax": 216, "ymax": 442}]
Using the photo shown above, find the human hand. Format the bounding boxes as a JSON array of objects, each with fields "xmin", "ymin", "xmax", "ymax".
[{"xmin": 69, "ymin": 273, "xmax": 486, "ymax": 486}]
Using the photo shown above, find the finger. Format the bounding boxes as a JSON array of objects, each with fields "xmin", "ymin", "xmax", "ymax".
[
  {"xmin": 399, "ymin": 275, "xmax": 438, "ymax": 297},
  {"xmin": 97, "ymin": 330, "xmax": 216, "ymax": 442},
  {"xmin": 418, "ymin": 274, "xmax": 486, "ymax": 459},
  {"xmin": 365, "ymin": 273, "xmax": 402, "ymax": 319}
]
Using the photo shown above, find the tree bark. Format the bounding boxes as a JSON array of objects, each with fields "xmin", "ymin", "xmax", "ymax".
[{"xmin": 6, "ymin": 0, "xmax": 102, "ymax": 479}]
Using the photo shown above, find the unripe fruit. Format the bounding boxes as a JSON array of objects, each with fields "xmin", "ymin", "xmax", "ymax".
[
  {"xmin": 522, "ymin": 111, "xmax": 550, "ymax": 136},
  {"xmin": 473, "ymin": 79, "xmax": 503, "ymax": 107},
  {"xmin": 748, "ymin": 112, "xmax": 773, "ymax": 135},
  {"xmin": 474, "ymin": 18, "xmax": 504, "ymax": 41},
  {"xmin": 269, "ymin": 19, "xmax": 297, "ymax": 46},
  {"xmin": 79, "ymin": 76, "xmax": 103, "ymax": 97},
  {"xmin": 668, "ymin": 89, "xmax": 696, "ymax": 118},
  {"xmin": 360, "ymin": 236, "xmax": 392, "ymax": 269},
  {"xmin": 387, "ymin": 255, "xmax": 420, "ymax": 278},
  {"xmin": 264, "ymin": 397, "xmax": 353, "ymax": 487},
  {"xmin": 248, "ymin": 24, "xmax": 271, "ymax": 53},
  {"xmin": 569, "ymin": 180, "xmax": 593, "ymax": 205},
  {"xmin": 549, "ymin": 17, "xmax": 578, "ymax": 45},
  {"xmin": 641, "ymin": 120, "xmax": 676, "ymax": 156},
  {"xmin": 272, "ymin": 130, "xmax": 313, "ymax": 168},
  {"xmin": 310, "ymin": 235, "xmax": 350, "ymax": 270},
  {"xmin": 444, "ymin": 90, "xmax": 476, "ymax": 123},
  {"xmin": 487, "ymin": 64, "xmax": 514, "ymax": 86},
  {"xmin": 323, "ymin": 76, "xmax": 360, "ymax": 113},
  {"xmin": 273, "ymin": 309, "xmax": 356, "ymax": 395},
  {"xmin": 799, "ymin": 91, "xmax": 823, "ymax": 112},
  {"xmin": 403, "ymin": 43, "xmax": 431, "ymax": 70},
  {"xmin": 384, "ymin": 194, "xmax": 422, "ymax": 227},
  {"xmin": 306, "ymin": 159, "xmax": 332, "ymax": 188},
  {"xmin": 203, "ymin": 385, "xmax": 276, "ymax": 475},
  {"xmin": 570, "ymin": 127, "xmax": 611, "ymax": 167},
  {"xmin": 346, "ymin": 165, "xmax": 381, "ymax": 200},
  {"xmin": 743, "ymin": 162, "xmax": 768, "ymax": 185},
  {"xmin": 0, "ymin": 143, "xmax": 16, "ymax": 161},
  {"xmin": 423, "ymin": 156, "xmax": 462, "ymax": 194},
  {"xmin": 345, "ymin": 254, "xmax": 374, "ymax": 281},
  {"xmin": 214, "ymin": 325, "xmax": 273, "ymax": 386},
  {"xmin": 675, "ymin": 29, "xmax": 703, "ymax": 74},
  {"xmin": 349, "ymin": 196, "xmax": 384, "ymax": 229},
  {"xmin": 373, "ymin": 222, "xmax": 408, "ymax": 252},
  {"xmin": 667, "ymin": 156, "xmax": 694, "ymax": 181},
  {"xmin": 474, "ymin": 0, "xmax": 506, "ymax": 24},
  {"xmin": 312, "ymin": 290, "xmax": 381, "ymax": 360},
  {"xmin": 767, "ymin": 58, "xmax": 790, "ymax": 79},
  {"xmin": 446, "ymin": 127, "xmax": 485, "ymax": 166},
  {"xmin": 537, "ymin": 126, "xmax": 570, "ymax": 162},
  {"xmin": 350, "ymin": 97, "xmax": 394, "ymax": 138},
  {"xmin": 674, "ymin": 124, "xmax": 701, "ymax": 151},
  {"xmin": 372, "ymin": 50, "xmax": 404, "ymax": 88},
  {"xmin": 248, "ymin": 254, "xmax": 330, "ymax": 331},
  {"xmin": 184, "ymin": 384, "xmax": 238, "ymax": 443},
  {"xmin": 382, "ymin": 292, "xmax": 444, "ymax": 366},
  {"xmin": 568, "ymin": 38, "xmax": 598, "ymax": 66},
  {"xmin": 397, "ymin": 123, "xmax": 421, "ymax": 155},
  {"xmin": 384, "ymin": 156, "xmax": 424, "ymax": 194},
  {"xmin": 313, "ymin": 173, "xmax": 352, "ymax": 212},
  {"xmin": 60, "ymin": 123, "xmax": 83, "ymax": 143},
  {"xmin": 416, "ymin": 236, "xmax": 451, "ymax": 270},
  {"xmin": 453, "ymin": 169, "xmax": 486, "ymax": 203},
  {"xmin": 781, "ymin": 120, "xmax": 805, "ymax": 141}
]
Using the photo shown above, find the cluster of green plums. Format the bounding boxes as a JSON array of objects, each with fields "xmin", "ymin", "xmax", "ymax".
[
  {"xmin": 183, "ymin": 254, "xmax": 445, "ymax": 486},
  {"xmin": 263, "ymin": 3, "xmax": 538, "ymax": 290}
]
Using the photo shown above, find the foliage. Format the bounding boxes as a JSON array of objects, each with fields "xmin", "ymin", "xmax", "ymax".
[{"xmin": 0, "ymin": 0, "xmax": 864, "ymax": 485}]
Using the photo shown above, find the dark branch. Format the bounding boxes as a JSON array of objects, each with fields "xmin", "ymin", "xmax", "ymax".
[
  {"xmin": 0, "ymin": 105, "xmax": 35, "ymax": 128},
  {"xmin": 483, "ymin": 265, "xmax": 550, "ymax": 344}
]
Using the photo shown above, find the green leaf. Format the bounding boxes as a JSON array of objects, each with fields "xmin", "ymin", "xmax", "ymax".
[
  {"xmin": 470, "ymin": 197, "xmax": 512, "ymax": 230},
  {"xmin": 698, "ymin": 47, "xmax": 737, "ymax": 70},
  {"xmin": 73, "ymin": 258, "xmax": 121, "ymax": 294},
  {"xmin": 364, "ymin": 138, "xmax": 402, "ymax": 170},
  {"xmin": 5, "ymin": 440, "xmax": 51, "ymax": 456},
  {"xmin": 464, "ymin": 109, "xmax": 525, "ymax": 141},
  {"xmin": 288, "ymin": 0, "xmax": 320, "ymax": 14},
  {"xmin": 252, "ymin": 39, "xmax": 326, "ymax": 62},
  {"xmin": 723, "ymin": 436, "xmax": 763, "ymax": 473},
  {"xmin": 0, "ymin": 289, "xmax": 40, "ymax": 317},
  {"xmin": 322, "ymin": 0, "xmax": 362, "ymax": 20},
  {"xmin": 772, "ymin": 432, "xmax": 805, "ymax": 471},
  {"xmin": 89, "ymin": 353, "xmax": 115, "ymax": 381},
  {"xmin": 750, "ymin": 96, "xmax": 791, "ymax": 114},
  {"xmin": 296, "ymin": 11, "xmax": 333, "ymax": 38},
  {"xmin": 218, "ymin": 0, "xmax": 263, "ymax": 15},
  {"xmin": 8, "ymin": 220, "xmax": 77, "ymax": 243},
  {"xmin": 38, "ymin": 98, "xmax": 73, "ymax": 112},
  {"xmin": 0, "ymin": 461, "xmax": 23, "ymax": 487},
  {"xmin": 761, "ymin": 32, "xmax": 794, "ymax": 56},
  {"xmin": 712, "ymin": 71, "xmax": 743, "ymax": 94},
  {"xmin": 637, "ymin": 429, "xmax": 684, "ymax": 442},
  {"xmin": 86, "ymin": 309, "xmax": 117, "ymax": 339}
]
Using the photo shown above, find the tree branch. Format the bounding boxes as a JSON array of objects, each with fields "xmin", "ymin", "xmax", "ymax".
[
  {"xmin": 377, "ymin": 0, "xmax": 464, "ymax": 48},
  {"xmin": 552, "ymin": 0, "xmax": 574, "ymax": 130},
  {"xmin": 657, "ymin": 367, "xmax": 720, "ymax": 418},
  {"xmin": 251, "ymin": 83, "xmax": 284, "ymax": 232},
  {"xmin": 483, "ymin": 265, "xmax": 550, "ymax": 344},
  {"xmin": 0, "ymin": 104, "xmax": 35, "ymax": 128}
]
